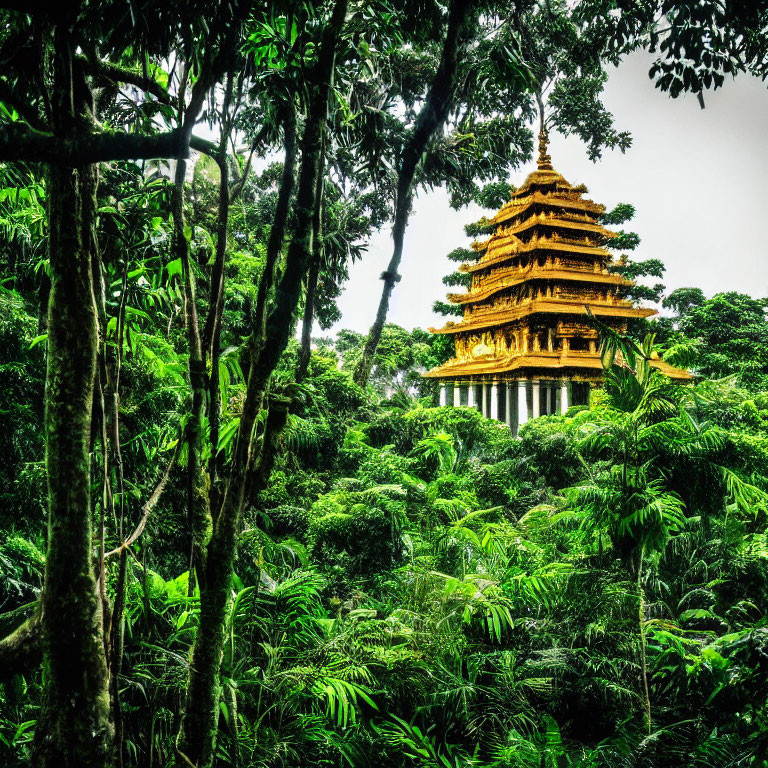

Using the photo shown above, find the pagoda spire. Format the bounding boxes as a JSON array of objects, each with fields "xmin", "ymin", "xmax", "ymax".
[
  {"xmin": 535, "ymin": 92, "xmax": 553, "ymax": 171},
  {"xmin": 537, "ymin": 124, "xmax": 553, "ymax": 171}
]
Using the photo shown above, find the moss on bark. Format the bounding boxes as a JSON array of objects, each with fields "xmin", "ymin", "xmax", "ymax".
[{"xmin": 32, "ymin": 162, "xmax": 113, "ymax": 767}]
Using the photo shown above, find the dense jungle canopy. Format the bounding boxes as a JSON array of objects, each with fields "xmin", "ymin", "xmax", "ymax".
[{"xmin": 1, "ymin": 1, "xmax": 768, "ymax": 767}]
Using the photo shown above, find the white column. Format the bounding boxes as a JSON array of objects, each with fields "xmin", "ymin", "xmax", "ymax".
[
  {"xmin": 554, "ymin": 382, "xmax": 561, "ymax": 414},
  {"xmin": 453, "ymin": 382, "xmax": 461, "ymax": 407},
  {"xmin": 506, "ymin": 383, "xmax": 515, "ymax": 429},
  {"xmin": 439, "ymin": 383, "xmax": 448, "ymax": 407},
  {"xmin": 481, "ymin": 381, "xmax": 489, "ymax": 417},
  {"xmin": 517, "ymin": 380, "xmax": 528, "ymax": 428},
  {"xmin": 532, "ymin": 379, "xmax": 540, "ymax": 419},
  {"xmin": 467, "ymin": 381, "xmax": 476, "ymax": 409},
  {"xmin": 490, "ymin": 382, "xmax": 499, "ymax": 420},
  {"xmin": 560, "ymin": 380, "xmax": 570, "ymax": 414}
]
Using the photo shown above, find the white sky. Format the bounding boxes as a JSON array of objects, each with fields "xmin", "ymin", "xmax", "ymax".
[{"xmin": 327, "ymin": 51, "xmax": 768, "ymax": 337}]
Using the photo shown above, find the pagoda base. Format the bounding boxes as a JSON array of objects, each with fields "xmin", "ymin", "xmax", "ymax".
[{"xmin": 437, "ymin": 376, "xmax": 593, "ymax": 436}]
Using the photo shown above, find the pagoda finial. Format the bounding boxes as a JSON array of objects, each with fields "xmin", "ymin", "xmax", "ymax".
[{"xmin": 537, "ymin": 124, "xmax": 553, "ymax": 170}]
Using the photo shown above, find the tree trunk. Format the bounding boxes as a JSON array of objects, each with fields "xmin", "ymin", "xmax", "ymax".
[
  {"xmin": 252, "ymin": 101, "xmax": 298, "ymax": 345},
  {"xmin": 0, "ymin": 609, "xmax": 41, "ymax": 682},
  {"xmin": 296, "ymin": 162, "xmax": 325, "ymax": 383},
  {"xmin": 353, "ymin": 0, "xmax": 476, "ymax": 387},
  {"xmin": 170, "ymin": 70, "xmax": 214, "ymax": 584},
  {"xmin": 109, "ymin": 549, "xmax": 128, "ymax": 768},
  {"xmin": 203, "ymin": 74, "xmax": 234, "ymax": 489},
  {"xmin": 31, "ymin": 27, "xmax": 113, "ymax": 764},
  {"xmin": 637, "ymin": 546, "xmax": 652, "ymax": 736},
  {"xmin": 297, "ymin": 259, "xmax": 320, "ymax": 382},
  {"xmin": 33, "ymin": 161, "xmax": 113, "ymax": 768},
  {"xmin": 175, "ymin": 3, "xmax": 348, "ymax": 765}
]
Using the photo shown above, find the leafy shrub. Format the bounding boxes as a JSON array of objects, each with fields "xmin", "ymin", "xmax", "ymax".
[
  {"xmin": 0, "ymin": 291, "xmax": 45, "ymax": 528},
  {"xmin": 308, "ymin": 490, "xmax": 406, "ymax": 584},
  {"xmin": 308, "ymin": 355, "xmax": 367, "ymax": 413},
  {"xmin": 365, "ymin": 405, "xmax": 501, "ymax": 458},
  {"xmin": 357, "ymin": 449, "xmax": 414, "ymax": 486},
  {"xmin": 471, "ymin": 460, "xmax": 520, "ymax": 508},
  {"xmin": 258, "ymin": 469, "xmax": 329, "ymax": 510},
  {"xmin": 265, "ymin": 504, "xmax": 312, "ymax": 538},
  {"xmin": 517, "ymin": 416, "xmax": 582, "ymax": 488},
  {"xmin": 0, "ymin": 535, "xmax": 44, "ymax": 609}
]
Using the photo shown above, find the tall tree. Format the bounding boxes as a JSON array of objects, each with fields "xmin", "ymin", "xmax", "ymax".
[
  {"xmin": 175, "ymin": 2, "xmax": 350, "ymax": 764},
  {"xmin": 352, "ymin": 0, "xmax": 479, "ymax": 386},
  {"xmin": 0, "ymin": 3, "xmax": 244, "ymax": 764}
]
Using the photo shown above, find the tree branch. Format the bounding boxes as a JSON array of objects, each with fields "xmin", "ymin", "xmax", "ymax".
[
  {"xmin": 105, "ymin": 440, "xmax": 180, "ymax": 559},
  {"xmin": 77, "ymin": 55, "xmax": 176, "ymax": 106},
  {"xmin": 0, "ymin": 124, "xmax": 188, "ymax": 164},
  {"xmin": 228, "ymin": 123, "xmax": 271, "ymax": 203},
  {"xmin": 189, "ymin": 134, "xmax": 222, "ymax": 160}
]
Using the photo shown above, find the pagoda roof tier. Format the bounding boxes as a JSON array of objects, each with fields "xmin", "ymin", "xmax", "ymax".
[
  {"xmin": 516, "ymin": 167, "xmax": 571, "ymax": 193},
  {"xmin": 471, "ymin": 213, "xmax": 614, "ymax": 254},
  {"xmin": 460, "ymin": 236, "xmax": 610, "ymax": 274},
  {"xmin": 448, "ymin": 267, "xmax": 630, "ymax": 305},
  {"xmin": 430, "ymin": 298, "xmax": 655, "ymax": 335},
  {"xmin": 490, "ymin": 190, "xmax": 605, "ymax": 228},
  {"xmin": 423, "ymin": 350, "xmax": 691, "ymax": 381}
]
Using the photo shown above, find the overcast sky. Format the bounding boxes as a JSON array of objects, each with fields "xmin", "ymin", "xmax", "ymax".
[{"xmin": 326, "ymin": 51, "xmax": 768, "ymax": 338}]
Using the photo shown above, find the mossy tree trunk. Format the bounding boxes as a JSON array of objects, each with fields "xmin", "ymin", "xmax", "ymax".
[
  {"xmin": 252, "ymin": 100, "xmax": 298, "ymax": 343},
  {"xmin": 171, "ymin": 68, "xmax": 219, "ymax": 589},
  {"xmin": 297, "ymin": 257, "xmax": 321, "ymax": 383},
  {"xmin": 32, "ymin": 34, "xmax": 113, "ymax": 764},
  {"xmin": 175, "ymin": 3, "xmax": 348, "ymax": 765},
  {"xmin": 203, "ymin": 74, "xmax": 235, "ymax": 491},
  {"xmin": 297, "ymin": 159, "xmax": 325, "ymax": 383}
]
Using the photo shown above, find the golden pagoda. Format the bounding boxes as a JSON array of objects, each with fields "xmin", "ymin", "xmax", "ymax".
[{"xmin": 423, "ymin": 129, "xmax": 690, "ymax": 433}]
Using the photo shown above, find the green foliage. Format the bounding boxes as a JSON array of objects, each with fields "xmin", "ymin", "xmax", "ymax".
[
  {"xmin": 5, "ymin": 297, "xmax": 768, "ymax": 766},
  {"xmin": 473, "ymin": 181, "xmax": 515, "ymax": 209},
  {"xmin": 0, "ymin": 535, "xmax": 44, "ymax": 610},
  {"xmin": 464, "ymin": 219, "xmax": 494, "ymax": 238},
  {"xmin": 0, "ymin": 3, "xmax": 767, "ymax": 761},
  {"xmin": 608, "ymin": 230, "xmax": 640, "ymax": 251},
  {"xmin": 444, "ymin": 247, "xmax": 478, "ymax": 263},
  {"xmin": 609, "ymin": 256, "xmax": 666, "ymax": 305},
  {"xmin": 441, "ymin": 271, "xmax": 471, "ymax": 288},
  {"xmin": 576, "ymin": 1, "xmax": 768, "ymax": 98},
  {"xmin": 678, "ymin": 292, "xmax": 768, "ymax": 390},
  {"xmin": 663, "ymin": 287, "xmax": 706, "ymax": 319},
  {"xmin": 601, "ymin": 202, "xmax": 635, "ymax": 225},
  {"xmin": 308, "ymin": 486, "xmax": 407, "ymax": 583},
  {"xmin": 0, "ymin": 290, "xmax": 45, "ymax": 529},
  {"xmin": 432, "ymin": 299, "xmax": 463, "ymax": 317}
]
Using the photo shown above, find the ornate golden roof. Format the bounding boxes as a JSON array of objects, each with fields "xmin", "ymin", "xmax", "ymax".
[
  {"xmin": 448, "ymin": 267, "xmax": 629, "ymax": 305},
  {"xmin": 429, "ymin": 297, "xmax": 655, "ymax": 335},
  {"xmin": 460, "ymin": 235, "xmax": 610, "ymax": 274},
  {"xmin": 490, "ymin": 191, "xmax": 604, "ymax": 227},
  {"xmin": 422, "ymin": 350, "xmax": 691, "ymax": 381},
  {"xmin": 472, "ymin": 213, "xmax": 614, "ymax": 253}
]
